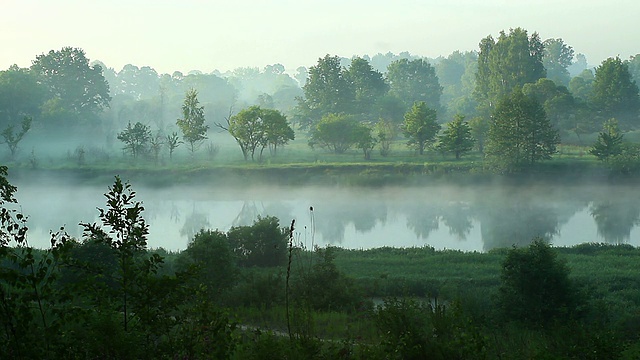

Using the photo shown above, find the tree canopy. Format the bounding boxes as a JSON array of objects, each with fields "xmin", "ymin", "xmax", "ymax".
[
  {"xmin": 176, "ymin": 88, "xmax": 209, "ymax": 154},
  {"xmin": 485, "ymin": 88, "xmax": 559, "ymax": 172},
  {"xmin": 401, "ymin": 102, "xmax": 441, "ymax": 155},
  {"xmin": 31, "ymin": 47, "xmax": 111, "ymax": 124},
  {"xmin": 475, "ymin": 28, "xmax": 545, "ymax": 113}
]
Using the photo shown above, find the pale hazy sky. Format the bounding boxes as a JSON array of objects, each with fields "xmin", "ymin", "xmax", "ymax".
[{"xmin": 2, "ymin": 0, "xmax": 638, "ymax": 74}]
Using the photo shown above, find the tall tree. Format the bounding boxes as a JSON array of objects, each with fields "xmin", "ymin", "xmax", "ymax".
[
  {"xmin": 117, "ymin": 121, "xmax": 152, "ymax": 159},
  {"xmin": 296, "ymin": 55, "xmax": 353, "ymax": 127},
  {"xmin": 30, "ymin": 47, "xmax": 111, "ymax": 125},
  {"xmin": 475, "ymin": 28, "xmax": 546, "ymax": 113},
  {"xmin": 436, "ymin": 114, "xmax": 474, "ymax": 159},
  {"xmin": 176, "ymin": 89, "xmax": 209, "ymax": 154},
  {"xmin": 591, "ymin": 57, "xmax": 640, "ymax": 127},
  {"xmin": 386, "ymin": 58, "xmax": 443, "ymax": 112},
  {"xmin": 0, "ymin": 66, "xmax": 45, "ymax": 130},
  {"xmin": 345, "ymin": 56, "xmax": 388, "ymax": 118},
  {"xmin": 485, "ymin": 88, "xmax": 559, "ymax": 172},
  {"xmin": 401, "ymin": 101, "xmax": 441, "ymax": 155},
  {"xmin": 543, "ymin": 38, "xmax": 575, "ymax": 86}
]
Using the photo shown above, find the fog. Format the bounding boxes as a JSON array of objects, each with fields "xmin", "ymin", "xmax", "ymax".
[{"xmin": 13, "ymin": 178, "xmax": 640, "ymax": 252}]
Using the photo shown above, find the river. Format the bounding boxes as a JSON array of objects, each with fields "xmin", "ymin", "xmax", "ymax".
[{"xmin": 12, "ymin": 179, "xmax": 640, "ymax": 252}]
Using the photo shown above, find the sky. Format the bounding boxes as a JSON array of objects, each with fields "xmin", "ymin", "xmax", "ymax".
[{"xmin": 2, "ymin": 0, "xmax": 639, "ymax": 75}]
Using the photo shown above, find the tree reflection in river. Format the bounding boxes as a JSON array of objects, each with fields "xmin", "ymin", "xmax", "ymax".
[{"xmin": 590, "ymin": 193, "xmax": 640, "ymax": 244}]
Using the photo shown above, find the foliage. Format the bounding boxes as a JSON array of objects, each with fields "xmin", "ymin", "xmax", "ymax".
[
  {"xmin": 0, "ymin": 66, "xmax": 45, "ymax": 130},
  {"xmin": 296, "ymin": 55, "xmax": 353, "ymax": 127},
  {"xmin": 292, "ymin": 246, "xmax": 363, "ymax": 313},
  {"xmin": 401, "ymin": 101, "xmax": 441, "ymax": 155},
  {"xmin": 1, "ymin": 116, "xmax": 31, "ymax": 158},
  {"xmin": 386, "ymin": 58, "xmax": 443, "ymax": 112},
  {"xmin": 80, "ymin": 176, "xmax": 164, "ymax": 333},
  {"xmin": 543, "ymin": 38, "xmax": 575, "ymax": 86},
  {"xmin": 591, "ymin": 57, "xmax": 640, "ymax": 126},
  {"xmin": 223, "ymin": 105, "xmax": 294, "ymax": 161},
  {"xmin": 436, "ymin": 114, "xmax": 474, "ymax": 159},
  {"xmin": 117, "ymin": 121, "xmax": 151, "ymax": 159},
  {"xmin": 590, "ymin": 118, "xmax": 624, "ymax": 161},
  {"xmin": 0, "ymin": 166, "xmax": 72, "ymax": 358},
  {"xmin": 178, "ymin": 229, "xmax": 237, "ymax": 299},
  {"xmin": 497, "ymin": 238, "xmax": 580, "ymax": 327},
  {"xmin": 475, "ymin": 28, "xmax": 545, "ymax": 113},
  {"xmin": 30, "ymin": 47, "xmax": 111, "ymax": 124},
  {"xmin": 346, "ymin": 56, "xmax": 389, "ymax": 118},
  {"xmin": 308, "ymin": 113, "xmax": 371, "ymax": 154},
  {"xmin": 176, "ymin": 88, "xmax": 209, "ymax": 154},
  {"xmin": 374, "ymin": 298, "xmax": 486, "ymax": 360},
  {"xmin": 485, "ymin": 88, "xmax": 560, "ymax": 172},
  {"xmin": 227, "ymin": 216, "xmax": 287, "ymax": 268}
]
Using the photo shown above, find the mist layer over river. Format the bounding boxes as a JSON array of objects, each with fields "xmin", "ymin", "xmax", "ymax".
[{"xmin": 13, "ymin": 179, "xmax": 640, "ymax": 252}]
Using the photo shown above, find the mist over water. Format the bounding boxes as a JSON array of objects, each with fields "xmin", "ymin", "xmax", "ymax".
[{"xmin": 13, "ymin": 179, "xmax": 640, "ymax": 252}]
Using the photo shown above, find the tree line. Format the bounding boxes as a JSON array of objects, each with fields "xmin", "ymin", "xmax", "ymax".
[{"xmin": 1, "ymin": 28, "xmax": 640, "ymax": 171}]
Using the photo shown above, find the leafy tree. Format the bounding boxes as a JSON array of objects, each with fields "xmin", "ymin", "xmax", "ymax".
[
  {"xmin": 401, "ymin": 101, "xmax": 441, "ymax": 155},
  {"xmin": 80, "ymin": 176, "xmax": 164, "ymax": 333},
  {"xmin": 221, "ymin": 106, "xmax": 294, "ymax": 161},
  {"xmin": 437, "ymin": 114, "xmax": 474, "ymax": 159},
  {"xmin": 485, "ymin": 88, "xmax": 559, "ymax": 172},
  {"xmin": 626, "ymin": 54, "xmax": 640, "ymax": 86},
  {"xmin": 374, "ymin": 119, "xmax": 396, "ymax": 156},
  {"xmin": 543, "ymin": 38, "xmax": 575, "ymax": 86},
  {"xmin": 1, "ymin": 116, "xmax": 31, "ymax": 158},
  {"xmin": 176, "ymin": 89, "xmax": 209, "ymax": 154},
  {"xmin": 354, "ymin": 123, "xmax": 376, "ymax": 160},
  {"xmin": 296, "ymin": 55, "xmax": 353, "ymax": 127},
  {"xmin": 591, "ymin": 57, "xmax": 640, "ymax": 127},
  {"xmin": 590, "ymin": 118, "xmax": 624, "ymax": 161},
  {"xmin": 386, "ymin": 58, "xmax": 443, "ymax": 112},
  {"xmin": 262, "ymin": 108, "xmax": 295, "ymax": 156},
  {"xmin": 179, "ymin": 229, "xmax": 237, "ymax": 298},
  {"xmin": 568, "ymin": 69, "xmax": 594, "ymax": 101},
  {"xmin": 0, "ymin": 166, "xmax": 72, "ymax": 358},
  {"xmin": 0, "ymin": 66, "xmax": 45, "ymax": 130},
  {"xmin": 522, "ymin": 78, "xmax": 578, "ymax": 130},
  {"xmin": 308, "ymin": 113, "xmax": 369, "ymax": 154},
  {"xmin": 30, "ymin": 47, "xmax": 111, "ymax": 124},
  {"xmin": 227, "ymin": 216, "xmax": 287, "ymax": 267},
  {"xmin": 497, "ymin": 239, "xmax": 579, "ymax": 327},
  {"xmin": 345, "ymin": 56, "xmax": 388, "ymax": 117},
  {"xmin": 475, "ymin": 28, "xmax": 545, "ymax": 113},
  {"xmin": 117, "ymin": 121, "xmax": 151, "ymax": 159}
]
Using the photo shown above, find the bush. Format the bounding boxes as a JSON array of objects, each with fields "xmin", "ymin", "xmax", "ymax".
[{"xmin": 497, "ymin": 238, "xmax": 581, "ymax": 327}]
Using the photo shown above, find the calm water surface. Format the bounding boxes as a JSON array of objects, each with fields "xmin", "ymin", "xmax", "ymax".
[{"xmin": 15, "ymin": 181, "xmax": 640, "ymax": 252}]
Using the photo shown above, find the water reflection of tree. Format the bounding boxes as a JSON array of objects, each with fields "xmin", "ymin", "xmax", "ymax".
[
  {"xmin": 313, "ymin": 200, "xmax": 387, "ymax": 245},
  {"xmin": 477, "ymin": 193, "xmax": 560, "ymax": 251},
  {"xmin": 405, "ymin": 203, "xmax": 441, "ymax": 240},
  {"xmin": 231, "ymin": 201, "xmax": 261, "ymax": 227},
  {"xmin": 590, "ymin": 197, "xmax": 640, "ymax": 244},
  {"xmin": 180, "ymin": 205, "xmax": 210, "ymax": 243},
  {"xmin": 440, "ymin": 202, "xmax": 474, "ymax": 240}
]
